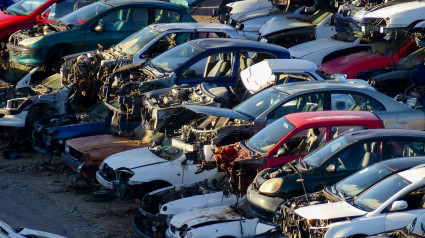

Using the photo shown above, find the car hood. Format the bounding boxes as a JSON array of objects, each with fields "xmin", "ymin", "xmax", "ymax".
[
  {"xmin": 184, "ymin": 105, "xmax": 252, "ymax": 121},
  {"xmin": 259, "ymin": 13, "xmax": 312, "ymax": 36},
  {"xmin": 228, "ymin": 0, "xmax": 273, "ymax": 15},
  {"xmin": 354, "ymin": 2, "xmax": 425, "ymax": 27},
  {"xmin": 230, "ymin": 5, "xmax": 277, "ymax": 23},
  {"xmin": 319, "ymin": 51, "xmax": 391, "ymax": 78},
  {"xmin": 0, "ymin": 11, "xmax": 24, "ymax": 27},
  {"xmin": 289, "ymin": 38, "xmax": 354, "ymax": 59},
  {"xmin": 66, "ymin": 134, "xmax": 147, "ymax": 152},
  {"xmin": 171, "ymin": 205, "xmax": 242, "ymax": 228},
  {"xmin": 104, "ymin": 147, "xmax": 166, "ymax": 170},
  {"xmin": 295, "ymin": 201, "xmax": 367, "ymax": 220}
]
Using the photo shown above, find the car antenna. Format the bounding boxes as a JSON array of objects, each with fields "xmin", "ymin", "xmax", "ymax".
[{"xmin": 296, "ymin": 171, "xmax": 309, "ymax": 203}]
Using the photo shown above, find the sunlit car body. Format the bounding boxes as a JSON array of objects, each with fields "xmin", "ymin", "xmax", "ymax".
[
  {"xmin": 286, "ymin": 166, "xmax": 425, "ymax": 238},
  {"xmin": 248, "ymin": 129, "xmax": 425, "ymax": 223}
]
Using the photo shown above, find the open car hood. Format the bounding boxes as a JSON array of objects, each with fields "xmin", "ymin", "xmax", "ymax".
[
  {"xmin": 104, "ymin": 147, "xmax": 166, "ymax": 170},
  {"xmin": 171, "ymin": 205, "xmax": 242, "ymax": 228},
  {"xmin": 295, "ymin": 201, "xmax": 367, "ymax": 220},
  {"xmin": 184, "ymin": 105, "xmax": 252, "ymax": 121},
  {"xmin": 259, "ymin": 13, "xmax": 312, "ymax": 36}
]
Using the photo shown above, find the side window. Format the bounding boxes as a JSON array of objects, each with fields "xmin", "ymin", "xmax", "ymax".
[
  {"xmin": 50, "ymin": 0, "xmax": 93, "ymax": 19},
  {"xmin": 182, "ymin": 52, "xmax": 235, "ymax": 78},
  {"xmin": 279, "ymin": 127, "xmax": 326, "ymax": 156},
  {"xmin": 98, "ymin": 8, "xmax": 148, "ymax": 32},
  {"xmin": 276, "ymin": 73, "xmax": 315, "ymax": 84},
  {"xmin": 154, "ymin": 9, "xmax": 181, "ymax": 23},
  {"xmin": 239, "ymin": 51, "xmax": 277, "ymax": 72},
  {"xmin": 269, "ymin": 93, "xmax": 325, "ymax": 120},
  {"xmin": 126, "ymin": 8, "xmax": 148, "ymax": 30},
  {"xmin": 329, "ymin": 141, "xmax": 382, "ymax": 172},
  {"xmin": 331, "ymin": 93, "xmax": 385, "ymax": 111},
  {"xmin": 145, "ymin": 32, "xmax": 192, "ymax": 58},
  {"xmin": 395, "ymin": 186, "xmax": 425, "ymax": 211},
  {"xmin": 390, "ymin": 140, "xmax": 425, "ymax": 158},
  {"xmin": 195, "ymin": 32, "xmax": 230, "ymax": 39}
]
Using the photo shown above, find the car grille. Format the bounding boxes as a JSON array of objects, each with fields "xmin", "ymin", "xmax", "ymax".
[{"xmin": 67, "ymin": 146, "xmax": 86, "ymax": 162}]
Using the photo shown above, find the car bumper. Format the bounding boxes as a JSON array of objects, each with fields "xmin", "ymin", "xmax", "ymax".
[
  {"xmin": 61, "ymin": 152, "xmax": 98, "ymax": 173},
  {"xmin": 96, "ymin": 171, "xmax": 114, "ymax": 190},
  {"xmin": 7, "ymin": 42, "xmax": 44, "ymax": 66},
  {"xmin": 0, "ymin": 110, "xmax": 28, "ymax": 127},
  {"xmin": 247, "ymin": 183, "xmax": 285, "ymax": 223},
  {"xmin": 132, "ymin": 208, "xmax": 169, "ymax": 238}
]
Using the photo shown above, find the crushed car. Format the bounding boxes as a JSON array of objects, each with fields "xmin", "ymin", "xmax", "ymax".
[
  {"xmin": 248, "ymin": 129, "xmax": 425, "ymax": 223},
  {"xmin": 7, "ymin": 0, "xmax": 195, "ymax": 73},
  {"xmin": 280, "ymin": 165, "xmax": 425, "ymax": 238}
]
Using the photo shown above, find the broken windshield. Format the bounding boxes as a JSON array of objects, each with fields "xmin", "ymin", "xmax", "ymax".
[
  {"xmin": 5, "ymin": 0, "xmax": 48, "ymax": 16},
  {"xmin": 115, "ymin": 26, "xmax": 161, "ymax": 56},
  {"xmin": 233, "ymin": 87, "xmax": 289, "ymax": 119},
  {"xmin": 247, "ymin": 116, "xmax": 294, "ymax": 153},
  {"xmin": 60, "ymin": 2, "xmax": 111, "ymax": 27}
]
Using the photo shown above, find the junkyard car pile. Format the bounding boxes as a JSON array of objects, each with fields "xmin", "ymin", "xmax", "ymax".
[{"xmin": 4, "ymin": 0, "xmax": 425, "ymax": 237}]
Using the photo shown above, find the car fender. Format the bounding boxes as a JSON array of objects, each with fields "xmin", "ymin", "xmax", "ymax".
[{"xmin": 324, "ymin": 215, "xmax": 385, "ymax": 238}]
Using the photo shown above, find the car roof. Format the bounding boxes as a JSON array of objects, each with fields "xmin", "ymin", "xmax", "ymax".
[
  {"xmin": 379, "ymin": 157, "xmax": 425, "ymax": 171},
  {"xmin": 344, "ymin": 129, "xmax": 425, "ymax": 142},
  {"xmin": 149, "ymin": 23, "xmax": 237, "ymax": 31},
  {"xmin": 275, "ymin": 81, "xmax": 373, "ymax": 94},
  {"xmin": 105, "ymin": 0, "xmax": 184, "ymax": 8},
  {"xmin": 255, "ymin": 59, "xmax": 318, "ymax": 73},
  {"xmin": 188, "ymin": 38, "xmax": 289, "ymax": 52},
  {"xmin": 398, "ymin": 166, "xmax": 425, "ymax": 183},
  {"xmin": 285, "ymin": 110, "xmax": 381, "ymax": 127}
]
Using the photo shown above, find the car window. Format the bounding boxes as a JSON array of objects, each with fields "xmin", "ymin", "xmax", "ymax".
[
  {"xmin": 181, "ymin": 52, "xmax": 235, "ymax": 78},
  {"xmin": 276, "ymin": 73, "xmax": 315, "ymax": 84},
  {"xmin": 390, "ymin": 139, "xmax": 425, "ymax": 158},
  {"xmin": 331, "ymin": 92, "xmax": 385, "ymax": 111},
  {"xmin": 268, "ymin": 93, "xmax": 324, "ymax": 120},
  {"xmin": 48, "ymin": 0, "xmax": 94, "ymax": 19},
  {"xmin": 278, "ymin": 127, "xmax": 326, "ymax": 156},
  {"xmin": 329, "ymin": 140, "xmax": 382, "ymax": 172},
  {"xmin": 98, "ymin": 7, "xmax": 148, "ymax": 32},
  {"xmin": 144, "ymin": 32, "xmax": 192, "ymax": 58},
  {"xmin": 154, "ymin": 8, "xmax": 181, "ymax": 23},
  {"xmin": 394, "ymin": 186, "xmax": 425, "ymax": 212},
  {"xmin": 239, "ymin": 51, "xmax": 277, "ymax": 72},
  {"xmin": 195, "ymin": 32, "xmax": 231, "ymax": 39},
  {"xmin": 5, "ymin": 0, "xmax": 48, "ymax": 16}
]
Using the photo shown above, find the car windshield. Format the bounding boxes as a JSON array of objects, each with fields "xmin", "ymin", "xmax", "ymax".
[
  {"xmin": 5, "ymin": 0, "xmax": 48, "ymax": 16},
  {"xmin": 370, "ymin": 39, "xmax": 407, "ymax": 57},
  {"xmin": 115, "ymin": 26, "xmax": 162, "ymax": 56},
  {"xmin": 395, "ymin": 48, "xmax": 425, "ymax": 70},
  {"xmin": 60, "ymin": 2, "xmax": 111, "ymax": 27},
  {"xmin": 233, "ymin": 87, "xmax": 289, "ymax": 119},
  {"xmin": 354, "ymin": 174, "xmax": 411, "ymax": 211},
  {"xmin": 150, "ymin": 42, "xmax": 203, "ymax": 72},
  {"xmin": 247, "ymin": 117, "xmax": 294, "ymax": 153},
  {"xmin": 335, "ymin": 163, "xmax": 393, "ymax": 198},
  {"xmin": 303, "ymin": 137, "xmax": 350, "ymax": 167}
]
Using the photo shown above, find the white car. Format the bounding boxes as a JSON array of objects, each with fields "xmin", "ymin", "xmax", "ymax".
[
  {"xmin": 166, "ymin": 199, "xmax": 276, "ymax": 238},
  {"xmin": 284, "ymin": 166, "xmax": 425, "ymax": 238},
  {"xmin": 354, "ymin": 1, "xmax": 425, "ymax": 39},
  {"xmin": 0, "ymin": 220, "xmax": 65, "ymax": 238}
]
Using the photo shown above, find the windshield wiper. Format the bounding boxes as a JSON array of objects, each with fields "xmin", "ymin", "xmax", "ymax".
[
  {"xmin": 353, "ymin": 202, "xmax": 368, "ymax": 211},
  {"xmin": 3, "ymin": 10, "xmax": 16, "ymax": 15},
  {"xmin": 298, "ymin": 157, "xmax": 308, "ymax": 170}
]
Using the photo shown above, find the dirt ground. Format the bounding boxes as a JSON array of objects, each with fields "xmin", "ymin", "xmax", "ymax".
[{"xmin": 0, "ymin": 0, "xmax": 221, "ymax": 237}]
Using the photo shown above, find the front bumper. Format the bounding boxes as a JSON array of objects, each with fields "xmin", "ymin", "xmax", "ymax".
[
  {"xmin": 132, "ymin": 208, "xmax": 169, "ymax": 238},
  {"xmin": 247, "ymin": 183, "xmax": 285, "ymax": 223},
  {"xmin": 96, "ymin": 170, "xmax": 114, "ymax": 190},
  {"xmin": 0, "ymin": 110, "xmax": 28, "ymax": 127},
  {"xmin": 7, "ymin": 42, "xmax": 44, "ymax": 66}
]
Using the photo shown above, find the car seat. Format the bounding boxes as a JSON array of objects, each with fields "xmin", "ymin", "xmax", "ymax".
[
  {"xmin": 113, "ymin": 9, "xmax": 128, "ymax": 31},
  {"xmin": 207, "ymin": 53, "xmax": 231, "ymax": 77}
]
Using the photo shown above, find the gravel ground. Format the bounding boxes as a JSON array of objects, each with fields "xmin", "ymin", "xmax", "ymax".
[{"xmin": 0, "ymin": 1, "xmax": 223, "ymax": 237}]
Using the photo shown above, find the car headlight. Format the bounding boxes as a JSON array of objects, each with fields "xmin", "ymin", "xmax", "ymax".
[
  {"xmin": 64, "ymin": 143, "xmax": 70, "ymax": 153},
  {"xmin": 259, "ymin": 178, "xmax": 283, "ymax": 195},
  {"xmin": 18, "ymin": 36, "xmax": 44, "ymax": 47},
  {"xmin": 6, "ymin": 98, "xmax": 26, "ymax": 109}
]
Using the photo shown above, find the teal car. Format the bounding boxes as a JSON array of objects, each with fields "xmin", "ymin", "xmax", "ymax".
[{"xmin": 7, "ymin": 0, "xmax": 195, "ymax": 71}]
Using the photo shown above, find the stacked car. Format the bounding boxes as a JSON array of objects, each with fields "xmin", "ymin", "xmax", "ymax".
[{"xmin": 3, "ymin": 0, "xmax": 425, "ymax": 237}]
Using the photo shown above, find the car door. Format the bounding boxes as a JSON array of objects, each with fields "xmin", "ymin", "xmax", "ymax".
[
  {"xmin": 176, "ymin": 51, "xmax": 237, "ymax": 87},
  {"xmin": 267, "ymin": 126, "xmax": 327, "ymax": 168},
  {"xmin": 384, "ymin": 186, "xmax": 425, "ymax": 232},
  {"xmin": 83, "ymin": 7, "xmax": 149, "ymax": 51},
  {"xmin": 321, "ymin": 139, "xmax": 383, "ymax": 187}
]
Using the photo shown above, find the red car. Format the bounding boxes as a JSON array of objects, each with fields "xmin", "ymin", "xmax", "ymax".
[
  {"xmin": 319, "ymin": 39, "xmax": 418, "ymax": 78},
  {"xmin": 0, "ymin": 0, "xmax": 93, "ymax": 42},
  {"xmin": 215, "ymin": 110, "xmax": 384, "ymax": 180}
]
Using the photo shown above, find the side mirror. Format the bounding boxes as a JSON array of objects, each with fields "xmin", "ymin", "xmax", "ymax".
[
  {"xmin": 276, "ymin": 147, "xmax": 287, "ymax": 157},
  {"xmin": 326, "ymin": 164, "xmax": 336, "ymax": 172},
  {"xmin": 182, "ymin": 69, "xmax": 195, "ymax": 78},
  {"xmin": 94, "ymin": 23, "xmax": 105, "ymax": 32},
  {"xmin": 389, "ymin": 200, "xmax": 408, "ymax": 211}
]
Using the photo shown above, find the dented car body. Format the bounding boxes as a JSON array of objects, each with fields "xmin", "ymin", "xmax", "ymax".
[{"xmin": 248, "ymin": 129, "xmax": 425, "ymax": 223}]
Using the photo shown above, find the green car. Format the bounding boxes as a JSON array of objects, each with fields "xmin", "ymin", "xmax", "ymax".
[
  {"xmin": 7, "ymin": 0, "xmax": 195, "ymax": 71},
  {"xmin": 247, "ymin": 129, "xmax": 425, "ymax": 222}
]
